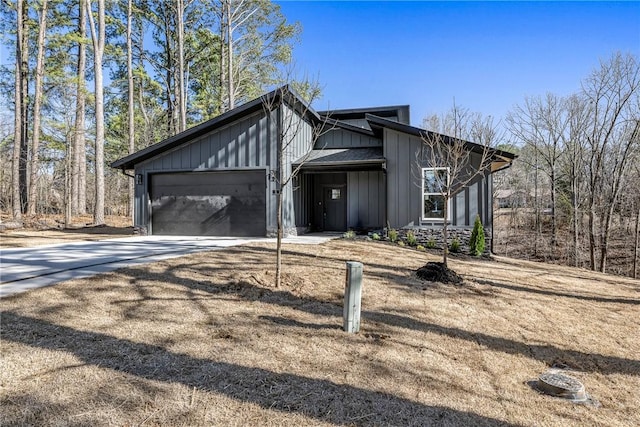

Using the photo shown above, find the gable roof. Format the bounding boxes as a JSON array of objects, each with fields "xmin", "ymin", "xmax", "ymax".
[
  {"xmin": 111, "ymin": 85, "xmax": 317, "ymax": 170},
  {"xmin": 111, "ymin": 86, "xmax": 517, "ymax": 172}
]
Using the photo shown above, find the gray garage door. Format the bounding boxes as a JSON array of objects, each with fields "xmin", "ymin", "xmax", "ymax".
[{"xmin": 150, "ymin": 171, "xmax": 266, "ymax": 236}]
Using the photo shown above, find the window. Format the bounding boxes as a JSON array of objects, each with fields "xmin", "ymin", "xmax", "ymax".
[
  {"xmin": 331, "ymin": 189, "xmax": 341, "ymax": 200},
  {"xmin": 422, "ymin": 168, "xmax": 450, "ymax": 221}
]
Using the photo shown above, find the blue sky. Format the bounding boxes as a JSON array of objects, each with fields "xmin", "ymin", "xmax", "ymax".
[{"xmin": 276, "ymin": 1, "xmax": 640, "ymax": 127}]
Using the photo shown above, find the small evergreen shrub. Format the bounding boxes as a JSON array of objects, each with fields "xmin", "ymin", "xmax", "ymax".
[
  {"xmin": 343, "ymin": 230, "xmax": 356, "ymax": 239},
  {"xmin": 406, "ymin": 230, "xmax": 417, "ymax": 246},
  {"xmin": 397, "ymin": 241, "xmax": 405, "ymax": 247},
  {"xmin": 416, "ymin": 245, "xmax": 426, "ymax": 252},
  {"xmin": 371, "ymin": 232, "xmax": 381, "ymax": 241},
  {"xmin": 449, "ymin": 238, "xmax": 461, "ymax": 253},
  {"xmin": 425, "ymin": 238, "xmax": 436, "ymax": 249},
  {"xmin": 388, "ymin": 228, "xmax": 399, "ymax": 243},
  {"xmin": 469, "ymin": 215, "xmax": 486, "ymax": 256}
]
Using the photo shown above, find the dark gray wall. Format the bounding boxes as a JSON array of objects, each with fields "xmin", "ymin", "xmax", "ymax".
[
  {"xmin": 347, "ymin": 171, "xmax": 385, "ymax": 229},
  {"xmin": 383, "ymin": 128, "xmax": 491, "ymax": 229},
  {"xmin": 316, "ymin": 128, "xmax": 382, "ymax": 149},
  {"xmin": 134, "ymin": 109, "xmax": 279, "ymax": 232}
]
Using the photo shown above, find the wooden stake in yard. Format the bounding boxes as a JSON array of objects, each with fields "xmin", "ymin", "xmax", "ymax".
[{"xmin": 343, "ymin": 261, "xmax": 363, "ymax": 333}]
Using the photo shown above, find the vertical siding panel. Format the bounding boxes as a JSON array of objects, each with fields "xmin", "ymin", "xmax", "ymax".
[
  {"xmin": 248, "ymin": 121, "xmax": 256, "ymax": 167},
  {"xmin": 358, "ymin": 171, "xmax": 368, "ymax": 227},
  {"xmin": 347, "ymin": 172, "xmax": 357, "ymax": 227},
  {"xmin": 368, "ymin": 172, "xmax": 376, "ymax": 226},
  {"xmin": 456, "ymin": 192, "xmax": 465, "ymax": 226},
  {"xmin": 181, "ymin": 144, "xmax": 190, "ymax": 168},
  {"xmin": 468, "ymin": 183, "xmax": 478, "ymax": 225}
]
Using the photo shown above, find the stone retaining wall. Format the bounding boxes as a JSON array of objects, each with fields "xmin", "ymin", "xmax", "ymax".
[{"xmin": 390, "ymin": 227, "xmax": 491, "ymax": 254}]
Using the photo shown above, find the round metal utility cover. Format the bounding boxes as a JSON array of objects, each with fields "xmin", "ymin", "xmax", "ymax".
[{"xmin": 537, "ymin": 371, "xmax": 588, "ymax": 402}]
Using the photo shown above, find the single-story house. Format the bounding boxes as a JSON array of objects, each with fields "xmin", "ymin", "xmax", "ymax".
[{"xmin": 111, "ymin": 85, "xmax": 516, "ymax": 247}]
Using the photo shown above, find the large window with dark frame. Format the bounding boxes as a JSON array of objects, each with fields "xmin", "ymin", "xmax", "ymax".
[{"xmin": 422, "ymin": 167, "xmax": 450, "ymax": 221}]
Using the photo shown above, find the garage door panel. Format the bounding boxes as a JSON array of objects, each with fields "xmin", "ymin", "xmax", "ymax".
[{"xmin": 150, "ymin": 171, "xmax": 266, "ymax": 236}]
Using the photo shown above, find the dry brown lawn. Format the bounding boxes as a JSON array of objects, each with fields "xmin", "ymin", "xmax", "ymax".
[
  {"xmin": 1, "ymin": 239, "xmax": 639, "ymax": 426},
  {"xmin": 0, "ymin": 215, "xmax": 134, "ymax": 248}
]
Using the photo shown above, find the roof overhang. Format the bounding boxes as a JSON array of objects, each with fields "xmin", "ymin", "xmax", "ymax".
[
  {"xmin": 293, "ymin": 148, "xmax": 385, "ymax": 172},
  {"xmin": 111, "ymin": 85, "xmax": 320, "ymax": 170},
  {"xmin": 365, "ymin": 114, "xmax": 518, "ymax": 173}
]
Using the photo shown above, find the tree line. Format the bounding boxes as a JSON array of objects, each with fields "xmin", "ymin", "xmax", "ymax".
[
  {"xmin": 0, "ymin": 0, "xmax": 300, "ymax": 225},
  {"xmin": 495, "ymin": 52, "xmax": 640, "ymax": 277}
]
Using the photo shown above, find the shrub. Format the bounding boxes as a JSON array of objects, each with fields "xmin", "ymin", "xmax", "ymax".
[
  {"xmin": 449, "ymin": 238, "xmax": 461, "ymax": 253},
  {"xmin": 371, "ymin": 232, "xmax": 381, "ymax": 241},
  {"xmin": 388, "ymin": 228, "xmax": 398, "ymax": 243},
  {"xmin": 469, "ymin": 215, "xmax": 486, "ymax": 256},
  {"xmin": 406, "ymin": 230, "xmax": 417, "ymax": 246},
  {"xmin": 397, "ymin": 241, "xmax": 405, "ymax": 247},
  {"xmin": 416, "ymin": 245, "xmax": 426, "ymax": 252},
  {"xmin": 343, "ymin": 230, "xmax": 356, "ymax": 239},
  {"xmin": 425, "ymin": 238, "xmax": 436, "ymax": 249}
]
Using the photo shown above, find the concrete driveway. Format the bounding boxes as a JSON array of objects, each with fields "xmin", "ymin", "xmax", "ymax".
[{"xmin": 0, "ymin": 234, "xmax": 338, "ymax": 298}]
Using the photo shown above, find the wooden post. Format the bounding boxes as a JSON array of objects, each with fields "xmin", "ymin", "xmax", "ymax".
[{"xmin": 344, "ymin": 261, "xmax": 363, "ymax": 333}]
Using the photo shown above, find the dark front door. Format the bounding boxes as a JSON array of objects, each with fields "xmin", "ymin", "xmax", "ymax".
[{"xmin": 322, "ymin": 185, "xmax": 346, "ymax": 231}]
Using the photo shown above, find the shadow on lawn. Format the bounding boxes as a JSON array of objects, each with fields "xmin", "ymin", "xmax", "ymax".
[
  {"xmin": 1, "ymin": 311, "xmax": 515, "ymax": 427},
  {"xmin": 115, "ymin": 264, "xmax": 640, "ymax": 377},
  {"xmin": 473, "ymin": 278, "xmax": 640, "ymax": 305}
]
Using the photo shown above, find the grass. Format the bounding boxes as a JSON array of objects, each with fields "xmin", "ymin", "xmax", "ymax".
[
  {"xmin": 1, "ymin": 239, "xmax": 639, "ymax": 426},
  {"xmin": 0, "ymin": 215, "xmax": 134, "ymax": 248}
]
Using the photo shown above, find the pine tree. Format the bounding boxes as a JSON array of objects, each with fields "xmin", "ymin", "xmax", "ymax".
[{"xmin": 469, "ymin": 215, "xmax": 486, "ymax": 256}]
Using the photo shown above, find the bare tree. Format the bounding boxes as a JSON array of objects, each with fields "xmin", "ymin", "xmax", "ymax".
[
  {"xmin": 261, "ymin": 83, "xmax": 330, "ymax": 288},
  {"xmin": 86, "ymin": 0, "xmax": 106, "ymax": 225},
  {"xmin": 583, "ymin": 52, "xmax": 640, "ymax": 272},
  {"xmin": 420, "ymin": 105, "xmax": 498, "ymax": 266},
  {"xmin": 562, "ymin": 94, "xmax": 590, "ymax": 267}
]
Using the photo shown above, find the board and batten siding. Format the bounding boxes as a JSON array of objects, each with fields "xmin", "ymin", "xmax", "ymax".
[
  {"xmin": 134, "ymin": 109, "xmax": 279, "ymax": 232},
  {"xmin": 281, "ymin": 104, "xmax": 314, "ymax": 230},
  {"xmin": 316, "ymin": 128, "xmax": 382, "ymax": 149},
  {"xmin": 347, "ymin": 171, "xmax": 385, "ymax": 229},
  {"xmin": 383, "ymin": 128, "xmax": 492, "ymax": 229}
]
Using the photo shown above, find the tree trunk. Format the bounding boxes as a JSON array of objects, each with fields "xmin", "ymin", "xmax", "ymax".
[
  {"xmin": 571, "ymin": 171, "xmax": 579, "ymax": 267},
  {"xmin": 74, "ymin": 0, "xmax": 87, "ymax": 216},
  {"xmin": 27, "ymin": 0, "xmax": 49, "ymax": 216},
  {"xmin": 634, "ymin": 206, "xmax": 639, "ymax": 279},
  {"xmin": 226, "ymin": 0, "xmax": 234, "ymax": 111},
  {"xmin": 275, "ymin": 136, "xmax": 283, "ymax": 288},
  {"xmin": 86, "ymin": 0, "xmax": 105, "ymax": 225},
  {"xmin": 126, "ymin": 0, "xmax": 135, "ymax": 222},
  {"xmin": 12, "ymin": 0, "xmax": 25, "ymax": 221},
  {"xmin": 19, "ymin": 0, "xmax": 29, "ymax": 215},
  {"xmin": 442, "ymin": 193, "xmax": 449, "ymax": 267},
  {"xmin": 550, "ymin": 166, "xmax": 557, "ymax": 250},
  {"xmin": 176, "ymin": 0, "xmax": 186, "ymax": 132}
]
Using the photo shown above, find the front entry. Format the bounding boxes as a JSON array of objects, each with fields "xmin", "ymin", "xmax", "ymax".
[
  {"xmin": 312, "ymin": 173, "xmax": 347, "ymax": 232},
  {"xmin": 323, "ymin": 185, "xmax": 346, "ymax": 231}
]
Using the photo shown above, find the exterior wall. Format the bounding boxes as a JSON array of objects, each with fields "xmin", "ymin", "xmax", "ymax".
[
  {"xmin": 281, "ymin": 104, "xmax": 314, "ymax": 233},
  {"xmin": 316, "ymin": 128, "xmax": 382, "ymax": 149},
  {"xmin": 346, "ymin": 171, "xmax": 385, "ymax": 229},
  {"xmin": 134, "ymin": 109, "xmax": 278, "ymax": 233},
  {"xmin": 383, "ymin": 128, "xmax": 492, "ymax": 230}
]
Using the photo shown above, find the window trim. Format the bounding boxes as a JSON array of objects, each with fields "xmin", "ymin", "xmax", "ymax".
[{"xmin": 421, "ymin": 167, "xmax": 451, "ymax": 222}]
